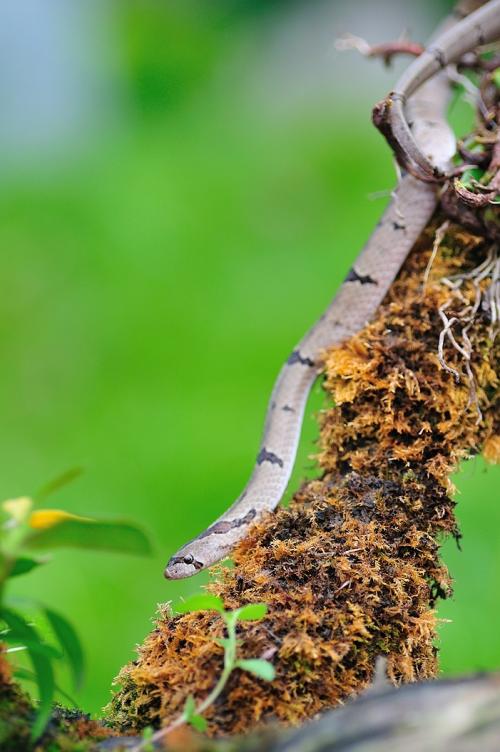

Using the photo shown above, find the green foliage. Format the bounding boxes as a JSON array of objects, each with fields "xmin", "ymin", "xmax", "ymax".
[
  {"xmin": 183, "ymin": 695, "xmax": 208, "ymax": 732},
  {"xmin": 44, "ymin": 608, "xmax": 85, "ymax": 691},
  {"xmin": 236, "ymin": 658, "xmax": 276, "ymax": 681},
  {"xmin": 234, "ymin": 603, "xmax": 268, "ymax": 621},
  {"xmin": 9, "ymin": 557, "xmax": 46, "ymax": 579},
  {"xmin": 0, "ymin": 473, "xmax": 153, "ymax": 739},
  {"xmin": 1, "ymin": 607, "xmax": 55, "ymax": 739},
  {"xmin": 25, "ymin": 518, "xmax": 152, "ymax": 556},
  {"xmin": 457, "ymin": 166, "xmax": 484, "ymax": 190}
]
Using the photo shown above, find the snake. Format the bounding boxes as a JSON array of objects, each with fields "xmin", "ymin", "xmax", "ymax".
[{"xmin": 165, "ymin": 2, "xmax": 499, "ymax": 580}]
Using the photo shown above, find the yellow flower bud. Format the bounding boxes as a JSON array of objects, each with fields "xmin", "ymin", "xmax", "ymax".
[{"xmin": 28, "ymin": 509, "xmax": 94, "ymax": 530}]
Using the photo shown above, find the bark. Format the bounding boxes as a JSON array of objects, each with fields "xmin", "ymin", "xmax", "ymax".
[{"xmin": 100, "ymin": 672, "xmax": 500, "ymax": 751}]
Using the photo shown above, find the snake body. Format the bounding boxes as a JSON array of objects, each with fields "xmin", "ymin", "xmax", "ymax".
[{"xmin": 165, "ymin": 5, "xmax": 491, "ymax": 580}]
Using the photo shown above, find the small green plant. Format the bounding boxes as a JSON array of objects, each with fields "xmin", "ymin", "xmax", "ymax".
[
  {"xmin": 133, "ymin": 594, "xmax": 275, "ymax": 750},
  {"xmin": 0, "ymin": 469, "xmax": 152, "ymax": 741}
]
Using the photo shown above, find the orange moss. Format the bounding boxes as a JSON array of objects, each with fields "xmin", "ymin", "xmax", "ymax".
[{"xmin": 108, "ymin": 221, "xmax": 498, "ymax": 737}]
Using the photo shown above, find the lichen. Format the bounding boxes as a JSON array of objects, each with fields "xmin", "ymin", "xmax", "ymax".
[{"xmin": 108, "ymin": 220, "xmax": 499, "ymax": 737}]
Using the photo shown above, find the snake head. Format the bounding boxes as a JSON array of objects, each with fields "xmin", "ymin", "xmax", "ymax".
[{"xmin": 164, "ymin": 552, "xmax": 203, "ymax": 580}]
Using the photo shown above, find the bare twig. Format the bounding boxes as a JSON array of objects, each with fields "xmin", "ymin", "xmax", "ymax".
[{"xmin": 335, "ymin": 33, "xmax": 424, "ymax": 64}]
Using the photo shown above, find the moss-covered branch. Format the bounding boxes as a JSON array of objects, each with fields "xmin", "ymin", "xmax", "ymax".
[{"xmin": 107, "ymin": 218, "xmax": 499, "ymax": 738}]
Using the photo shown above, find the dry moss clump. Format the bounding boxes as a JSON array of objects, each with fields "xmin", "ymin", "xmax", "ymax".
[{"xmin": 108, "ymin": 220, "xmax": 499, "ymax": 737}]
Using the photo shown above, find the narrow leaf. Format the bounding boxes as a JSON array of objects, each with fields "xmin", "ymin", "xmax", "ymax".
[
  {"xmin": 25, "ymin": 518, "xmax": 152, "ymax": 556},
  {"xmin": 36, "ymin": 467, "xmax": 84, "ymax": 501},
  {"xmin": 237, "ymin": 659, "xmax": 276, "ymax": 682},
  {"xmin": 176, "ymin": 594, "xmax": 224, "ymax": 614},
  {"xmin": 14, "ymin": 667, "xmax": 77, "ymax": 707},
  {"xmin": 1, "ymin": 607, "xmax": 61, "ymax": 659},
  {"xmin": 1, "ymin": 607, "xmax": 37, "ymax": 641},
  {"xmin": 29, "ymin": 649, "xmax": 55, "ymax": 739},
  {"xmin": 2, "ymin": 634, "xmax": 61, "ymax": 660},
  {"xmin": 10, "ymin": 557, "xmax": 47, "ymax": 578},
  {"xmin": 234, "ymin": 603, "xmax": 268, "ymax": 622},
  {"xmin": 45, "ymin": 608, "xmax": 85, "ymax": 690},
  {"xmin": 1, "ymin": 608, "xmax": 55, "ymax": 738}
]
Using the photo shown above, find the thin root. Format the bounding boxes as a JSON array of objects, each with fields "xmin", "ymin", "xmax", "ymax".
[{"xmin": 436, "ymin": 243, "xmax": 499, "ymax": 423}]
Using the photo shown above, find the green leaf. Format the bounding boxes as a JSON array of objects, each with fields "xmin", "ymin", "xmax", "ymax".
[
  {"xmin": 9, "ymin": 556, "xmax": 47, "ymax": 578},
  {"xmin": 29, "ymin": 651, "xmax": 55, "ymax": 740},
  {"xmin": 460, "ymin": 166, "xmax": 484, "ymax": 188},
  {"xmin": 188, "ymin": 714, "xmax": 208, "ymax": 732},
  {"xmin": 214, "ymin": 637, "xmax": 231, "ymax": 648},
  {"xmin": 14, "ymin": 667, "xmax": 77, "ymax": 707},
  {"xmin": 25, "ymin": 518, "xmax": 153, "ymax": 556},
  {"xmin": 184, "ymin": 694, "xmax": 196, "ymax": 719},
  {"xmin": 1, "ymin": 606, "xmax": 61, "ymax": 660},
  {"xmin": 176, "ymin": 594, "xmax": 224, "ymax": 614},
  {"xmin": 493, "ymin": 67, "xmax": 500, "ymax": 89},
  {"xmin": 234, "ymin": 603, "xmax": 268, "ymax": 622},
  {"xmin": 45, "ymin": 608, "xmax": 85, "ymax": 691},
  {"xmin": 184, "ymin": 695, "xmax": 207, "ymax": 732},
  {"xmin": 36, "ymin": 467, "xmax": 84, "ymax": 502},
  {"xmin": 1, "ymin": 608, "xmax": 55, "ymax": 738},
  {"xmin": 1, "ymin": 607, "xmax": 37, "ymax": 641},
  {"xmin": 237, "ymin": 659, "xmax": 276, "ymax": 682}
]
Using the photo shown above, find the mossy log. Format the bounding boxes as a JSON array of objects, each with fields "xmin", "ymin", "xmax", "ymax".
[
  {"xmin": 101, "ymin": 671, "xmax": 500, "ymax": 750},
  {"xmin": 108, "ymin": 218, "xmax": 499, "ymax": 738}
]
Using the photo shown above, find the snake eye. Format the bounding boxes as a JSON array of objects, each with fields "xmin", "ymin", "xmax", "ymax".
[{"xmin": 183, "ymin": 554, "xmax": 194, "ymax": 565}]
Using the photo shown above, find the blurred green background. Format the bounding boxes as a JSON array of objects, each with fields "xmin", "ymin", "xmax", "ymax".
[{"xmin": 0, "ymin": 0, "xmax": 497, "ymax": 715}]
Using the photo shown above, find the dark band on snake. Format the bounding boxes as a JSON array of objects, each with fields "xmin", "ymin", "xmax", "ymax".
[
  {"xmin": 287, "ymin": 350, "xmax": 315, "ymax": 367},
  {"xmin": 198, "ymin": 508, "xmax": 257, "ymax": 539},
  {"xmin": 345, "ymin": 268, "xmax": 378, "ymax": 285},
  {"xmin": 257, "ymin": 448, "xmax": 284, "ymax": 468}
]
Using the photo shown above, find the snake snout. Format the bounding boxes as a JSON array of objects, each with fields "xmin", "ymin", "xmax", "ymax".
[{"xmin": 164, "ymin": 552, "xmax": 202, "ymax": 580}]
